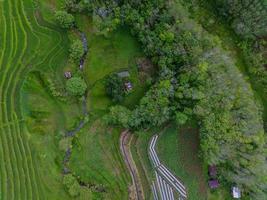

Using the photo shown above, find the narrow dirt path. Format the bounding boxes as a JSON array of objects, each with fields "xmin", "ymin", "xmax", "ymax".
[{"xmin": 120, "ymin": 130, "xmax": 144, "ymax": 200}]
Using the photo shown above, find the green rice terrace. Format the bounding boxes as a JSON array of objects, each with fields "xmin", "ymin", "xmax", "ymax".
[{"xmin": 0, "ymin": 0, "xmax": 266, "ymax": 200}]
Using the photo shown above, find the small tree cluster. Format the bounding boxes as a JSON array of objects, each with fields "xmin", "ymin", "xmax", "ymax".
[
  {"xmin": 69, "ymin": 39, "xmax": 84, "ymax": 64},
  {"xmin": 66, "ymin": 76, "xmax": 87, "ymax": 96},
  {"xmin": 64, "ymin": 0, "xmax": 92, "ymax": 13},
  {"xmin": 63, "ymin": 174, "xmax": 80, "ymax": 197},
  {"xmin": 105, "ymin": 73, "xmax": 125, "ymax": 102},
  {"xmin": 212, "ymin": 0, "xmax": 267, "ymax": 39},
  {"xmin": 104, "ymin": 106, "xmax": 131, "ymax": 128},
  {"xmin": 55, "ymin": 11, "xmax": 75, "ymax": 29}
]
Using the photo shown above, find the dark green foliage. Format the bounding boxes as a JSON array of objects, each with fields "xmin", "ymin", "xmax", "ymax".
[
  {"xmin": 64, "ymin": 0, "xmax": 92, "ymax": 13},
  {"xmin": 55, "ymin": 11, "xmax": 75, "ymax": 29},
  {"xmin": 239, "ymin": 41, "xmax": 267, "ymax": 95},
  {"xmin": 66, "ymin": 77, "xmax": 87, "ymax": 96},
  {"xmin": 210, "ymin": 0, "xmax": 267, "ymax": 38},
  {"xmin": 69, "ymin": 39, "xmax": 84, "ymax": 64},
  {"xmin": 92, "ymin": 6, "xmax": 121, "ymax": 36},
  {"xmin": 105, "ymin": 73, "xmax": 125, "ymax": 102},
  {"xmin": 175, "ymin": 112, "xmax": 188, "ymax": 125}
]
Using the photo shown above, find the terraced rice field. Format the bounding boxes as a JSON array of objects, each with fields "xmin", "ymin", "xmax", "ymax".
[{"xmin": 0, "ymin": 0, "xmax": 68, "ymax": 199}]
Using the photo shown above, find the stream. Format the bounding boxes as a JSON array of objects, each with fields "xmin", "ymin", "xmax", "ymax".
[{"xmin": 63, "ymin": 30, "xmax": 88, "ymax": 174}]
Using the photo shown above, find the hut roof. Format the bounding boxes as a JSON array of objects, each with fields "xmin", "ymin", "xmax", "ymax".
[
  {"xmin": 64, "ymin": 71, "xmax": 72, "ymax": 79},
  {"xmin": 208, "ymin": 179, "xmax": 219, "ymax": 189},
  {"xmin": 232, "ymin": 187, "xmax": 241, "ymax": 198},
  {"xmin": 125, "ymin": 82, "xmax": 133, "ymax": 90},
  {"xmin": 117, "ymin": 71, "xmax": 130, "ymax": 78}
]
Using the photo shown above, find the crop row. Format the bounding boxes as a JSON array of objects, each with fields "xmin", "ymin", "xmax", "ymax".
[{"xmin": 0, "ymin": 0, "xmax": 67, "ymax": 199}]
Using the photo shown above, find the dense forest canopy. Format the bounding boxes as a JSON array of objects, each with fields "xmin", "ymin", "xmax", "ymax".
[
  {"xmin": 208, "ymin": 0, "xmax": 267, "ymax": 39},
  {"xmin": 64, "ymin": 0, "xmax": 267, "ymax": 199}
]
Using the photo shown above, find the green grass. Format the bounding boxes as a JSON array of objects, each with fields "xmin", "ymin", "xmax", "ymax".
[
  {"xmin": 84, "ymin": 26, "xmax": 142, "ymax": 86},
  {"xmin": 69, "ymin": 121, "xmax": 130, "ymax": 200},
  {"xmin": 0, "ymin": 0, "xmax": 74, "ymax": 199},
  {"xmin": 156, "ymin": 124, "xmax": 207, "ymax": 200},
  {"xmin": 208, "ymin": 188, "xmax": 232, "ymax": 200},
  {"xmin": 130, "ymin": 131, "xmax": 155, "ymax": 200},
  {"xmin": 76, "ymin": 15, "xmax": 148, "ymax": 113}
]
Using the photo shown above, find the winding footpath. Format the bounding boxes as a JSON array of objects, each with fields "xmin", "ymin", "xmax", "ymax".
[
  {"xmin": 149, "ymin": 135, "xmax": 187, "ymax": 200},
  {"xmin": 120, "ymin": 131, "xmax": 144, "ymax": 200}
]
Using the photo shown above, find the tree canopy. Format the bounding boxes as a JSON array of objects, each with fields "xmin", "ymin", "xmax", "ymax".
[
  {"xmin": 66, "ymin": 77, "xmax": 87, "ymax": 96},
  {"xmin": 105, "ymin": 73, "xmax": 125, "ymax": 102},
  {"xmin": 55, "ymin": 11, "xmax": 75, "ymax": 29},
  {"xmin": 69, "ymin": 39, "xmax": 84, "ymax": 64}
]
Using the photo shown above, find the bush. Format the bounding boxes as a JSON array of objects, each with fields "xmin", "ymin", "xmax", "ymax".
[
  {"xmin": 66, "ymin": 77, "xmax": 87, "ymax": 96},
  {"xmin": 104, "ymin": 106, "xmax": 131, "ymax": 128},
  {"xmin": 55, "ymin": 11, "xmax": 75, "ymax": 29},
  {"xmin": 175, "ymin": 112, "xmax": 188, "ymax": 125},
  {"xmin": 69, "ymin": 39, "xmax": 84, "ymax": 64},
  {"xmin": 63, "ymin": 174, "xmax": 80, "ymax": 197},
  {"xmin": 105, "ymin": 74, "xmax": 125, "ymax": 102}
]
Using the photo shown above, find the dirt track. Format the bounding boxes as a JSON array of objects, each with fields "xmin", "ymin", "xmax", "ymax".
[{"xmin": 120, "ymin": 131, "xmax": 144, "ymax": 200}]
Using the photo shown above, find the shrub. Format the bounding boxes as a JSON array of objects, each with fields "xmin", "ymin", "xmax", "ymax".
[
  {"xmin": 104, "ymin": 106, "xmax": 131, "ymax": 128},
  {"xmin": 63, "ymin": 174, "xmax": 80, "ymax": 197},
  {"xmin": 105, "ymin": 74, "xmax": 125, "ymax": 102},
  {"xmin": 66, "ymin": 77, "xmax": 87, "ymax": 96},
  {"xmin": 69, "ymin": 39, "xmax": 84, "ymax": 64},
  {"xmin": 55, "ymin": 11, "xmax": 75, "ymax": 29}
]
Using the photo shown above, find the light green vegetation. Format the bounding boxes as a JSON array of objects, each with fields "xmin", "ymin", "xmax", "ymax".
[
  {"xmin": 69, "ymin": 121, "xmax": 129, "ymax": 199},
  {"xmin": 130, "ymin": 131, "xmax": 155, "ymax": 200},
  {"xmin": 22, "ymin": 73, "xmax": 83, "ymax": 199},
  {"xmin": 38, "ymin": 0, "xmax": 65, "ymax": 22},
  {"xmin": 0, "ymin": 0, "xmax": 72, "ymax": 199}
]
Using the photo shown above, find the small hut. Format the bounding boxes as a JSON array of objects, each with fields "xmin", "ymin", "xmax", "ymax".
[
  {"xmin": 64, "ymin": 71, "xmax": 72, "ymax": 79},
  {"xmin": 117, "ymin": 71, "xmax": 133, "ymax": 91},
  {"xmin": 208, "ymin": 165, "xmax": 217, "ymax": 177},
  {"xmin": 117, "ymin": 71, "xmax": 130, "ymax": 78},
  {"xmin": 208, "ymin": 179, "xmax": 219, "ymax": 189},
  {"xmin": 232, "ymin": 187, "xmax": 241, "ymax": 199},
  {"xmin": 125, "ymin": 82, "xmax": 133, "ymax": 92}
]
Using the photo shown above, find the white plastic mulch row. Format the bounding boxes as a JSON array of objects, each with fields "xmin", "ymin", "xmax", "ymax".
[{"xmin": 149, "ymin": 134, "xmax": 187, "ymax": 199}]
